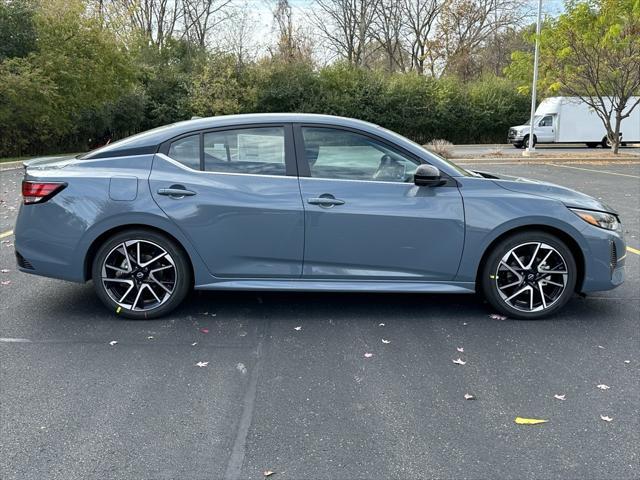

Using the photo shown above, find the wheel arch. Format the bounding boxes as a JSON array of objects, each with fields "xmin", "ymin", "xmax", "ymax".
[
  {"xmin": 83, "ymin": 224, "xmax": 196, "ymax": 285},
  {"xmin": 474, "ymin": 224, "xmax": 585, "ymax": 293}
]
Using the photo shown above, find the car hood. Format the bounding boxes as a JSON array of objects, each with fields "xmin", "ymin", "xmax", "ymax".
[{"xmin": 472, "ymin": 170, "xmax": 618, "ymax": 214}]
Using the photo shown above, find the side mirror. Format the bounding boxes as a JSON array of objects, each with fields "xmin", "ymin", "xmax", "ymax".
[{"xmin": 414, "ymin": 164, "xmax": 445, "ymax": 187}]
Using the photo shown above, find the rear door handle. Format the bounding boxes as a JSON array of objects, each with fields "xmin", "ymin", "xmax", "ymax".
[
  {"xmin": 307, "ymin": 197, "xmax": 345, "ymax": 207},
  {"xmin": 157, "ymin": 187, "xmax": 196, "ymax": 198}
]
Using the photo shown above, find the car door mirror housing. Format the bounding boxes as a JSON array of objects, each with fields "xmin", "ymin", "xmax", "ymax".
[{"xmin": 414, "ymin": 164, "xmax": 445, "ymax": 187}]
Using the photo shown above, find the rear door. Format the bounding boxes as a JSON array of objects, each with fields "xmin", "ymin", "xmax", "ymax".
[
  {"xmin": 294, "ymin": 125, "xmax": 465, "ymax": 281},
  {"xmin": 150, "ymin": 124, "xmax": 304, "ymax": 278}
]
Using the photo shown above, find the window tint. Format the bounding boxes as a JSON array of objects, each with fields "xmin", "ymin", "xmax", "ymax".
[
  {"xmin": 301, "ymin": 127, "xmax": 418, "ymax": 182},
  {"xmin": 168, "ymin": 134, "xmax": 200, "ymax": 170},
  {"xmin": 204, "ymin": 127, "xmax": 286, "ymax": 176}
]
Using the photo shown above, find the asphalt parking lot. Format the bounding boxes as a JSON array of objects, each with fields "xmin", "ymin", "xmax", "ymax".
[{"xmin": 1, "ymin": 161, "xmax": 639, "ymax": 480}]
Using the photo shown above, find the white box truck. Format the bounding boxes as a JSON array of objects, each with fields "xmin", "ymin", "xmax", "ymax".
[{"xmin": 507, "ymin": 96, "xmax": 640, "ymax": 148}]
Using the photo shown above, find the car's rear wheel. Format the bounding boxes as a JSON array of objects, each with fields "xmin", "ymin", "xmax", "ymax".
[
  {"xmin": 92, "ymin": 229, "xmax": 191, "ymax": 319},
  {"xmin": 481, "ymin": 231, "xmax": 577, "ymax": 319},
  {"xmin": 586, "ymin": 142, "xmax": 599, "ymax": 148}
]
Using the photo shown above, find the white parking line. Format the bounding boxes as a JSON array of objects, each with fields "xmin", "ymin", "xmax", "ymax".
[
  {"xmin": 0, "ymin": 338, "xmax": 32, "ymax": 343},
  {"xmin": 549, "ymin": 163, "xmax": 640, "ymax": 178},
  {"xmin": 0, "ymin": 230, "xmax": 13, "ymax": 239}
]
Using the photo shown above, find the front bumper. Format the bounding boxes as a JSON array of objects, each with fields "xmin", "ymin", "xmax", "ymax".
[
  {"xmin": 507, "ymin": 129, "xmax": 525, "ymax": 144},
  {"xmin": 580, "ymin": 225, "xmax": 625, "ymax": 293}
]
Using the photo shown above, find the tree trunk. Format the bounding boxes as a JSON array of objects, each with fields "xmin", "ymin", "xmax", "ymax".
[{"xmin": 612, "ymin": 114, "xmax": 622, "ymax": 155}]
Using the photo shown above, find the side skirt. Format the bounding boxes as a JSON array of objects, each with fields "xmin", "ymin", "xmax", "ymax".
[{"xmin": 194, "ymin": 279, "xmax": 476, "ymax": 294}]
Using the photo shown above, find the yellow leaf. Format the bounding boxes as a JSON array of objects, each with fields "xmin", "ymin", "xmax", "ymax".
[{"xmin": 515, "ymin": 417, "xmax": 548, "ymax": 425}]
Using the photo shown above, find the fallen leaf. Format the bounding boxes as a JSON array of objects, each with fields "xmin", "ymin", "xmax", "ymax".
[
  {"xmin": 263, "ymin": 471, "xmax": 274, "ymax": 477},
  {"xmin": 515, "ymin": 417, "xmax": 548, "ymax": 425},
  {"xmin": 236, "ymin": 363, "xmax": 247, "ymax": 374},
  {"xmin": 624, "ymin": 360, "xmax": 630, "ymax": 364},
  {"xmin": 381, "ymin": 339, "xmax": 390, "ymax": 344},
  {"xmin": 0, "ymin": 269, "xmax": 9, "ymax": 273},
  {"xmin": 489, "ymin": 314, "xmax": 507, "ymax": 321},
  {"xmin": 109, "ymin": 340, "xmax": 118, "ymax": 346},
  {"xmin": 191, "ymin": 342, "xmax": 198, "ymax": 346},
  {"xmin": 554, "ymin": 394, "xmax": 566, "ymax": 401},
  {"xmin": 452, "ymin": 358, "xmax": 466, "ymax": 365},
  {"xmin": 464, "ymin": 393, "xmax": 476, "ymax": 400},
  {"xmin": 597, "ymin": 345, "xmax": 605, "ymax": 349},
  {"xmin": 1, "ymin": 280, "xmax": 10, "ymax": 286},
  {"xmin": 147, "ymin": 336, "xmax": 154, "ymax": 340},
  {"xmin": 600, "ymin": 415, "xmax": 613, "ymax": 422},
  {"xmin": 294, "ymin": 326, "xmax": 302, "ymax": 331},
  {"xmin": 199, "ymin": 328, "xmax": 209, "ymax": 334},
  {"xmin": 462, "ymin": 322, "xmax": 468, "ymax": 326},
  {"xmin": 195, "ymin": 361, "xmax": 209, "ymax": 367},
  {"xmin": 597, "ymin": 384, "xmax": 610, "ymax": 390},
  {"xmin": 364, "ymin": 352, "xmax": 373, "ymax": 358},
  {"xmin": 378, "ymin": 323, "xmax": 385, "ymax": 327},
  {"xmin": 457, "ymin": 346, "xmax": 464, "ymax": 352}
]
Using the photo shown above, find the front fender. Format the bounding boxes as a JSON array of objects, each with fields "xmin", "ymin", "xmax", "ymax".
[{"xmin": 455, "ymin": 178, "xmax": 590, "ymax": 283}]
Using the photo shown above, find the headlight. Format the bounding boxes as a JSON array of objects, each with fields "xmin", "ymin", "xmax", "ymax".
[{"xmin": 570, "ymin": 208, "xmax": 619, "ymax": 230}]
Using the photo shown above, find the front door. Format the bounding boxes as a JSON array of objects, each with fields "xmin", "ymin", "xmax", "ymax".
[
  {"xmin": 150, "ymin": 125, "xmax": 304, "ymax": 278},
  {"xmin": 536, "ymin": 115, "xmax": 555, "ymax": 143},
  {"xmin": 294, "ymin": 126, "xmax": 465, "ymax": 281}
]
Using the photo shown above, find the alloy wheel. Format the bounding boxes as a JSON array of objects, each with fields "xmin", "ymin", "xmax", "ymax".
[
  {"xmin": 495, "ymin": 242, "xmax": 568, "ymax": 313},
  {"xmin": 101, "ymin": 239, "xmax": 177, "ymax": 311}
]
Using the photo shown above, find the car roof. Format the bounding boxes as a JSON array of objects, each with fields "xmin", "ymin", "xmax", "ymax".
[{"xmin": 82, "ymin": 114, "xmax": 385, "ymax": 159}]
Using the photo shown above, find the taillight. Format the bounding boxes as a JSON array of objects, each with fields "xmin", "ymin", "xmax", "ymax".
[{"xmin": 22, "ymin": 181, "xmax": 66, "ymax": 205}]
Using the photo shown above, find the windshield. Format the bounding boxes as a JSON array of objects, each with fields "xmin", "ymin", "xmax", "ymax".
[{"xmin": 524, "ymin": 115, "xmax": 543, "ymax": 126}]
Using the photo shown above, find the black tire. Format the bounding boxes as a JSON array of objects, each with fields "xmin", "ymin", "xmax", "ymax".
[
  {"xmin": 601, "ymin": 136, "xmax": 611, "ymax": 148},
  {"xmin": 92, "ymin": 229, "xmax": 191, "ymax": 319},
  {"xmin": 522, "ymin": 135, "xmax": 536, "ymax": 148},
  {"xmin": 481, "ymin": 231, "xmax": 577, "ymax": 320},
  {"xmin": 513, "ymin": 143, "xmax": 523, "ymax": 149},
  {"xmin": 586, "ymin": 142, "xmax": 598, "ymax": 148}
]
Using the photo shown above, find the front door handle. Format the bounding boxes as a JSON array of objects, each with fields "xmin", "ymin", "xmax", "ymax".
[
  {"xmin": 307, "ymin": 196, "xmax": 345, "ymax": 208},
  {"xmin": 157, "ymin": 186, "xmax": 196, "ymax": 198}
]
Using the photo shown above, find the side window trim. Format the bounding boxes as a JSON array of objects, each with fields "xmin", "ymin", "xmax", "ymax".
[{"xmin": 159, "ymin": 123, "xmax": 298, "ymax": 177}]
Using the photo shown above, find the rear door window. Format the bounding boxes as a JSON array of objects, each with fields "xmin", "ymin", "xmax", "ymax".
[
  {"xmin": 168, "ymin": 134, "xmax": 200, "ymax": 170},
  {"xmin": 203, "ymin": 127, "xmax": 286, "ymax": 176}
]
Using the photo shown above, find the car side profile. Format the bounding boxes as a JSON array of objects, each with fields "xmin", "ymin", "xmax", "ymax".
[{"xmin": 14, "ymin": 114, "xmax": 625, "ymax": 319}]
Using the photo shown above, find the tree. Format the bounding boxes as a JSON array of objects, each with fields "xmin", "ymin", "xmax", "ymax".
[
  {"xmin": 0, "ymin": 0, "xmax": 38, "ymax": 61},
  {"xmin": 181, "ymin": 0, "xmax": 233, "ymax": 47},
  {"xmin": 371, "ymin": 0, "xmax": 407, "ymax": 72},
  {"xmin": 311, "ymin": 0, "xmax": 381, "ymax": 66},
  {"xmin": 401, "ymin": 0, "xmax": 442, "ymax": 75},
  {"xmin": 438, "ymin": 0, "xmax": 527, "ymax": 80},
  {"xmin": 269, "ymin": 0, "xmax": 314, "ymax": 63},
  {"xmin": 537, "ymin": 0, "xmax": 640, "ymax": 153}
]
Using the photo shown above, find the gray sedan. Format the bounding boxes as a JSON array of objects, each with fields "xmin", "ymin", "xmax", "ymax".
[{"xmin": 14, "ymin": 114, "xmax": 626, "ymax": 319}]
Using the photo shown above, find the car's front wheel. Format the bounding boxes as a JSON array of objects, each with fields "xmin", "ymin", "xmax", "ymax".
[
  {"xmin": 92, "ymin": 229, "xmax": 191, "ymax": 319},
  {"xmin": 481, "ymin": 231, "xmax": 577, "ymax": 319}
]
